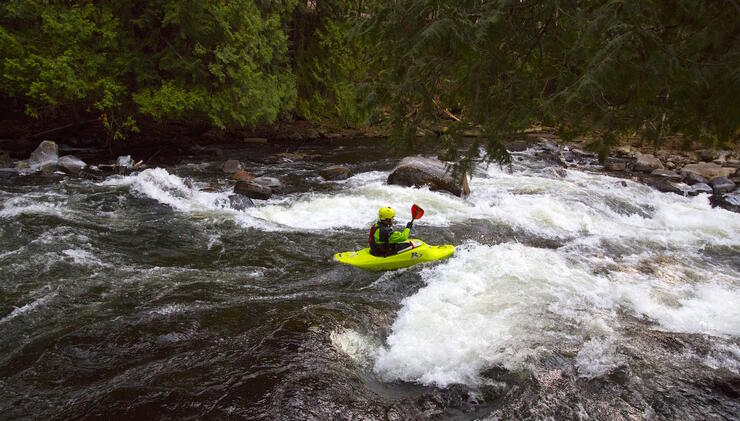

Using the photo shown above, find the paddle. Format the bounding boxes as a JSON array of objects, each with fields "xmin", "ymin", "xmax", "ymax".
[{"xmin": 411, "ymin": 204, "xmax": 424, "ymax": 220}]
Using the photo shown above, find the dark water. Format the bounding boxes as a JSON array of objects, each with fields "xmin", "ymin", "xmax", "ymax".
[{"xmin": 1, "ymin": 139, "xmax": 739, "ymax": 419}]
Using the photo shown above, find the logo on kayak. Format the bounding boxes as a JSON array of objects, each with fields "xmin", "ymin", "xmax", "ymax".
[{"xmin": 411, "ymin": 252, "xmax": 421, "ymax": 259}]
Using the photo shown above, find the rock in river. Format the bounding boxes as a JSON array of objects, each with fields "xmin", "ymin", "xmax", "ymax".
[
  {"xmin": 228, "ymin": 194, "xmax": 255, "ymax": 210},
  {"xmin": 633, "ymin": 153, "xmax": 663, "ymax": 172},
  {"xmin": 688, "ymin": 183, "xmax": 713, "ymax": 196},
  {"xmin": 388, "ymin": 156, "xmax": 470, "ymax": 197},
  {"xmin": 29, "ymin": 140, "xmax": 58, "ymax": 167},
  {"xmin": 253, "ymin": 176, "xmax": 282, "ymax": 191},
  {"xmin": 650, "ymin": 169, "xmax": 682, "ymax": 181},
  {"xmin": 232, "ymin": 170, "xmax": 254, "ymax": 181},
  {"xmin": 320, "ymin": 165, "xmax": 353, "ymax": 181},
  {"xmin": 681, "ymin": 162, "xmax": 735, "ymax": 181},
  {"xmin": 58, "ymin": 155, "xmax": 87, "ymax": 175},
  {"xmin": 710, "ymin": 177, "xmax": 736, "ymax": 194},
  {"xmin": 222, "ymin": 159, "xmax": 243, "ymax": 173},
  {"xmin": 234, "ymin": 180, "xmax": 272, "ymax": 200}
]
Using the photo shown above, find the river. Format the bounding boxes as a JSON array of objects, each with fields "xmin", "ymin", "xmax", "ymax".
[{"xmin": 1, "ymin": 139, "xmax": 738, "ymax": 419}]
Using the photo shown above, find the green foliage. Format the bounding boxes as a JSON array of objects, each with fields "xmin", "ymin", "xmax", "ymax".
[
  {"xmin": 296, "ymin": 19, "xmax": 369, "ymax": 126},
  {"xmin": 293, "ymin": 1, "xmax": 370, "ymax": 127},
  {"xmin": 0, "ymin": 0, "xmax": 297, "ymax": 134},
  {"xmin": 362, "ymin": 0, "xmax": 739, "ymax": 171}
]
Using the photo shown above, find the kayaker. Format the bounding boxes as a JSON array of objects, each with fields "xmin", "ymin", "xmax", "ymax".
[{"xmin": 368, "ymin": 207, "xmax": 413, "ymax": 257}]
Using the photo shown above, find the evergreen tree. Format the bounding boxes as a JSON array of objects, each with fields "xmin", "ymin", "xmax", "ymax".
[{"xmin": 362, "ymin": 0, "xmax": 739, "ymax": 171}]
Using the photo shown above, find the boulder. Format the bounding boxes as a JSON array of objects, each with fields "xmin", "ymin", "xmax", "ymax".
[
  {"xmin": 15, "ymin": 160, "xmax": 30, "ymax": 170},
  {"xmin": 228, "ymin": 194, "xmax": 255, "ymax": 210},
  {"xmin": 222, "ymin": 159, "xmax": 243, "ymax": 173},
  {"xmin": 605, "ymin": 160, "xmax": 627, "ymax": 171},
  {"xmin": 684, "ymin": 172, "xmax": 708, "ymax": 186},
  {"xmin": 116, "ymin": 155, "xmax": 134, "ymax": 168},
  {"xmin": 650, "ymin": 169, "xmax": 682, "ymax": 181},
  {"xmin": 387, "ymin": 156, "xmax": 470, "ymax": 197},
  {"xmin": 710, "ymin": 192, "xmax": 740, "ymax": 213},
  {"xmin": 234, "ymin": 180, "xmax": 272, "ymax": 200},
  {"xmin": 232, "ymin": 170, "xmax": 255, "ymax": 181},
  {"xmin": 681, "ymin": 162, "xmax": 735, "ymax": 181},
  {"xmin": 699, "ymin": 149, "xmax": 717, "ymax": 162},
  {"xmin": 540, "ymin": 141, "xmax": 560, "ymax": 153},
  {"xmin": 654, "ymin": 179, "xmax": 689, "ymax": 195},
  {"xmin": 687, "ymin": 183, "xmax": 713, "ymax": 196},
  {"xmin": 726, "ymin": 158, "xmax": 740, "ymax": 169},
  {"xmin": 253, "ymin": 176, "xmax": 282, "ymax": 191},
  {"xmin": 320, "ymin": 165, "xmax": 353, "ymax": 181},
  {"xmin": 614, "ymin": 146, "xmax": 635, "ymax": 158},
  {"xmin": 29, "ymin": 140, "xmax": 58, "ymax": 167},
  {"xmin": 710, "ymin": 177, "xmax": 736, "ymax": 194},
  {"xmin": 634, "ymin": 153, "xmax": 664, "ymax": 172},
  {"xmin": 58, "ymin": 155, "xmax": 87, "ymax": 175}
]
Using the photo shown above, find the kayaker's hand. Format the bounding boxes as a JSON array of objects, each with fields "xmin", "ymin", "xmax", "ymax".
[{"xmin": 406, "ymin": 221, "xmax": 413, "ymax": 229}]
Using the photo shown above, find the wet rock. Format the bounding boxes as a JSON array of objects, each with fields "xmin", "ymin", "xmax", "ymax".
[
  {"xmin": 634, "ymin": 153, "xmax": 664, "ymax": 172},
  {"xmin": 605, "ymin": 160, "xmax": 627, "ymax": 171},
  {"xmin": 654, "ymin": 179, "xmax": 689, "ymax": 195},
  {"xmin": 710, "ymin": 192, "xmax": 740, "ymax": 213},
  {"xmin": 228, "ymin": 194, "xmax": 255, "ymax": 210},
  {"xmin": 540, "ymin": 141, "xmax": 560, "ymax": 153},
  {"xmin": 726, "ymin": 158, "xmax": 740, "ymax": 169},
  {"xmin": 39, "ymin": 161, "xmax": 58, "ymax": 175},
  {"xmin": 710, "ymin": 177, "xmax": 735, "ymax": 194},
  {"xmin": 232, "ymin": 170, "xmax": 254, "ymax": 181},
  {"xmin": 650, "ymin": 169, "xmax": 682, "ymax": 181},
  {"xmin": 665, "ymin": 161, "xmax": 677, "ymax": 170},
  {"xmin": 15, "ymin": 160, "xmax": 30, "ymax": 170},
  {"xmin": 549, "ymin": 167, "xmax": 567, "ymax": 178},
  {"xmin": 615, "ymin": 146, "xmax": 635, "ymax": 158},
  {"xmin": 78, "ymin": 169, "xmax": 104, "ymax": 182},
  {"xmin": 222, "ymin": 159, "xmax": 243, "ymax": 173},
  {"xmin": 388, "ymin": 156, "xmax": 470, "ymax": 197},
  {"xmin": 684, "ymin": 172, "xmax": 708, "ymax": 186},
  {"xmin": 58, "ymin": 155, "xmax": 87, "ymax": 175},
  {"xmin": 116, "ymin": 155, "xmax": 133, "ymax": 168},
  {"xmin": 253, "ymin": 176, "xmax": 282, "ymax": 191},
  {"xmin": 320, "ymin": 165, "xmax": 353, "ymax": 181},
  {"xmin": 699, "ymin": 149, "xmax": 717, "ymax": 162},
  {"xmin": 29, "ymin": 140, "xmax": 58, "ymax": 165},
  {"xmin": 681, "ymin": 162, "xmax": 735, "ymax": 181},
  {"xmin": 234, "ymin": 180, "xmax": 272, "ymax": 200},
  {"xmin": 506, "ymin": 140, "xmax": 530, "ymax": 152},
  {"xmin": 687, "ymin": 183, "xmax": 713, "ymax": 196}
]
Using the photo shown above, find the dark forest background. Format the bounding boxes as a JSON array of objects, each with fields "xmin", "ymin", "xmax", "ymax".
[{"xmin": 1, "ymin": 1, "xmax": 737, "ymax": 163}]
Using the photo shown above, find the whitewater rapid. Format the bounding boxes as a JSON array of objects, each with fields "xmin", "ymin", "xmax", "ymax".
[{"xmin": 93, "ymin": 156, "xmax": 740, "ymax": 389}]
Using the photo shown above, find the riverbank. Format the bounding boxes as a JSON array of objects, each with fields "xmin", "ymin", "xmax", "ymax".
[{"xmin": 2, "ymin": 123, "xmax": 738, "ymax": 214}]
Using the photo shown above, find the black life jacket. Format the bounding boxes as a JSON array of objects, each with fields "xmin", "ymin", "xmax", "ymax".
[{"xmin": 368, "ymin": 222, "xmax": 392, "ymax": 256}]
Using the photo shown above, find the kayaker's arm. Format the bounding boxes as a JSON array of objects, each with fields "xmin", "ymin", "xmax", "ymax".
[{"xmin": 388, "ymin": 227, "xmax": 410, "ymax": 243}]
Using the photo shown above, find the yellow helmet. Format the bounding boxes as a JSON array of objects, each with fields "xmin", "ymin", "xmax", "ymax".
[{"xmin": 378, "ymin": 207, "xmax": 395, "ymax": 220}]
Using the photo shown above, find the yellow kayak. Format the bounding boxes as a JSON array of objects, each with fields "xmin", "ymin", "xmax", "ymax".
[{"xmin": 334, "ymin": 239, "xmax": 455, "ymax": 271}]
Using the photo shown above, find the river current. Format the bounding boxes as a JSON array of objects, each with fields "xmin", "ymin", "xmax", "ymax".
[{"xmin": 1, "ymin": 139, "xmax": 738, "ymax": 419}]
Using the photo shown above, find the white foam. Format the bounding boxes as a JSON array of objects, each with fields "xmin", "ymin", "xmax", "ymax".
[
  {"xmin": 575, "ymin": 338, "xmax": 624, "ymax": 379},
  {"xmin": 330, "ymin": 329, "xmax": 380, "ymax": 367},
  {"xmin": 373, "ymin": 243, "xmax": 616, "ymax": 386},
  {"xmin": 373, "ymin": 241, "xmax": 739, "ymax": 386},
  {"xmin": 0, "ymin": 292, "xmax": 57, "ymax": 324},
  {"xmin": 62, "ymin": 249, "xmax": 107, "ymax": 267},
  {"xmin": 0, "ymin": 197, "xmax": 64, "ymax": 218}
]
